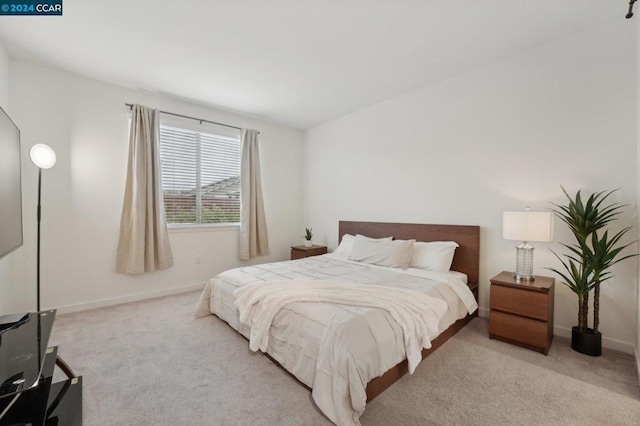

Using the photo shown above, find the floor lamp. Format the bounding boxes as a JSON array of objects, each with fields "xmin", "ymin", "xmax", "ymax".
[
  {"xmin": 28, "ymin": 144, "xmax": 76, "ymax": 383},
  {"xmin": 29, "ymin": 144, "xmax": 56, "ymax": 312}
]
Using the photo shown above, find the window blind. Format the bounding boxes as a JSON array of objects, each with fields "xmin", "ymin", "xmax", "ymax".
[{"xmin": 159, "ymin": 123, "xmax": 241, "ymax": 225}]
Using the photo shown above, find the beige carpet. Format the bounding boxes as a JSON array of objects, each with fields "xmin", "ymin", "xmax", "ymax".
[{"xmin": 50, "ymin": 291, "xmax": 640, "ymax": 425}]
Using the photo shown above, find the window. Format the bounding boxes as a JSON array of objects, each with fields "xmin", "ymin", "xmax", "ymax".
[{"xmin": 159, "ymin": 121, "xmax": 241, "ymax": 226}]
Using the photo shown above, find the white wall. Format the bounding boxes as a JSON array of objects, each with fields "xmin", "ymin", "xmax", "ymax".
[
  {"xmin": 0, "ymin": 39, "xmax": 10, "ymax": 310},
  {"xmin": 0, "ymin": 41, "xmax": 7, "ymax": 106},
  {"xmin": 6, "ymin": 60, "xmax": 303, "ymax": 314},
  {"xmin": 304, "ymin": 22, "xmax": 638, "ymax": 352}
]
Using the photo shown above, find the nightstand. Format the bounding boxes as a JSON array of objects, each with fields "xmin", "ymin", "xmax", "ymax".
[
  {"xmin": 489, "ymin": 271, "xmax": 555, "ymax": 355},
  {"xmin": 291, "ymin": 245, "xmax": 327, "ymax": 260}
]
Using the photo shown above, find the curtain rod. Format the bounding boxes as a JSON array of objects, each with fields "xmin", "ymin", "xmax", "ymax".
[{"xmin": 125, "ymin": 103, "xmax": 250, "ymax": 132}]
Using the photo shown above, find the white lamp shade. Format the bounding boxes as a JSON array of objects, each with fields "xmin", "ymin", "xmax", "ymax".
[
  {"xmin": 29, "ymin": 144, "xmax": 57, "ymax": 169},
  {"xmin": 503, "ymin": 211, "xmax": 554, "ymax": 242}
]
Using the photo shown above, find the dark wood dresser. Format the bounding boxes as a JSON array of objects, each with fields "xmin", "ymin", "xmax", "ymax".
[
  {"xmin": 290, "ymin": 245, "xmax": 328, "ymax": 260},
  {"xmin": 489, "ymin": 271, "xmax": 555, "ymax": 355}
]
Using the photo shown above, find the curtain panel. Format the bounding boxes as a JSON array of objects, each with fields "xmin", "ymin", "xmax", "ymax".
[
  {"xmin": 239, "ymin": 129, "xmax": 269, "ymax": 260},
  {"xmin": 116, "ymin": 104, "xmax": 174, "ymax": 274}
]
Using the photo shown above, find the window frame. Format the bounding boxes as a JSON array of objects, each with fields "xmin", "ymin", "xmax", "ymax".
[{"xmin": 157, "ymin": 116, "xmax": 242, "ymax": 229}]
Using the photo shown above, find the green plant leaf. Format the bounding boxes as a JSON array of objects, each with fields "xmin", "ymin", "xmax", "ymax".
[{"xmin": 548, "ymin": 187, "xmax": 638, "ymax": 331}]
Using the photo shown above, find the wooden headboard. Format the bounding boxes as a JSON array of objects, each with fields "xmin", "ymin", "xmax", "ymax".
[{"xmin": 338, "ymin": 221, "xmax": 480, "ymax": 286}]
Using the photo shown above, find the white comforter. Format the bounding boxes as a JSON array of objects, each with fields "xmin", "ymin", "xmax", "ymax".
[
  {"xmin": 235, "ymin": 280, "xmax": 448, "ymax": 372},
  {"xmin": 195, "ymin": 254, "xmax": 477, "ymax": 425}
]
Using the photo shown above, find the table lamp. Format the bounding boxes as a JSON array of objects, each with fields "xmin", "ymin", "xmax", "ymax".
[{"xmin": 503, "ymin": 209, "xmax": 554, "ymax": 281}]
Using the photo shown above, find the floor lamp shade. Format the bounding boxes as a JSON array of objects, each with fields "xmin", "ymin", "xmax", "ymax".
[
  {"xmin": 29, "ymin": 143, "xmax": 57, "ymax": 169},
  {"xmin": 503, "ymin": 211, "xmax": 554, "ymax": 281},
  {"xmin": 30, "ymin": 143, "xmax": 56, "ymax": 312}
]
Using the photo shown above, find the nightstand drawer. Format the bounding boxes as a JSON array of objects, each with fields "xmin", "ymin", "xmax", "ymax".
[
  {"xmin": 490, "ymin": 284, "xmax": 548, "ymax": 321},
  {"xmin": 291, "ymin": 245, "xmax": 328, "ymax": 260},
  {"xmin": 291, "ymin": 249, "xmax": 307, "ymax": 260},
  {"xmin": 489, "ymin": 311, "xmax": 548, "ymax": 349}
]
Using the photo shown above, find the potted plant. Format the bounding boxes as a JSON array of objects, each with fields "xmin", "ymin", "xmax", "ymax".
[
  {"xmin": 304, "ymin": 228, "xmax": 313, "ymax": 247},
  {"xmin": 547, "ymin": 188, "xmax": 637, "ymax": 356}
]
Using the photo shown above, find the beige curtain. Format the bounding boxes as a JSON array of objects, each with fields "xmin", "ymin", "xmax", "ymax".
[
  {"xmin": 116, "ymin": 104, "xmax": 173, "ymax": 274},
  {"xmin": 239, "ymin": 129, "xmax": 269, "ymax": 260}
]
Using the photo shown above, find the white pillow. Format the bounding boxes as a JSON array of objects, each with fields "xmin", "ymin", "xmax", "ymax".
[
  {"xmin": 348, "ymin": 235, "xmax": 415, "ymax": 269},
  {"xmin": 333, "ymin": 234, "xmax": 392, "ymax": 258},
  {"xmin": 409, "ymin": 241, "xmax": 459, "ymax": 272}
]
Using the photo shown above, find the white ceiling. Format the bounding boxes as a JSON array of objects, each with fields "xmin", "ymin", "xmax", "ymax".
[{"xmin": 0, "ymin": 1, "xmax": 624, "ymax": 129}]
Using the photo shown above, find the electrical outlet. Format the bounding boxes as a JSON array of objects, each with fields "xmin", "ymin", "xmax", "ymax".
[{"xmin": 195, "ymin": 256, "xmax": 201, "ymax": 264}]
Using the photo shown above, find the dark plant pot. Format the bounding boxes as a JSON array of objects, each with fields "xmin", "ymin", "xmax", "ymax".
[{"xmin": 571, "ymin": 326, "xmax": 602, "ymax": 356}]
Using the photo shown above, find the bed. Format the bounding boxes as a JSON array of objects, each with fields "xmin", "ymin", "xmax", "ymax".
[{"xmin": 196, "ymin": 221, "xmax": 480, "ymax": 425}]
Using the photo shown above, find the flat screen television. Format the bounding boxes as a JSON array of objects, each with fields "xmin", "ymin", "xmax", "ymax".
[{"xmin": 0, "ymin": 106, "xmax": 22, "ymax": 260}]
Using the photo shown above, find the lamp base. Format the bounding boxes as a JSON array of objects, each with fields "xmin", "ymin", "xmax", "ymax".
[
  {"xmin": 514, "ymin": 243, "xmax": 535, "ymax": 282},
  {"xmin": 512, "ymin": 272, "xmax": 535, "ymax": 282}
]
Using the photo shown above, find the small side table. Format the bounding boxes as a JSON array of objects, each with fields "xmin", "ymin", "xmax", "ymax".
[
  {"xmin": 291, "ymin": 245, "xmax": 327, "ymax": 260},
  {"xmin": 489, "ymin": 271, "xmax": 555, "ymax": 355}
]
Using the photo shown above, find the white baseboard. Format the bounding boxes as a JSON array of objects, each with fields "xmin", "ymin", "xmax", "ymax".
[
  {"xmin": 55, "ymin": 282, "xmax": 207, "ymax": 315},
  {"xmin": 552, "ymin": 325, "xmax": 634, "ymax": 354}
]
